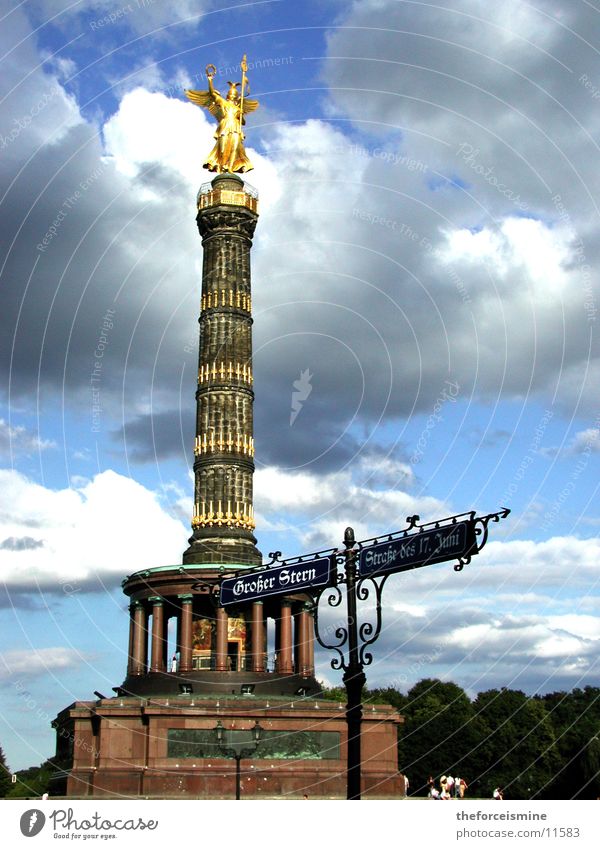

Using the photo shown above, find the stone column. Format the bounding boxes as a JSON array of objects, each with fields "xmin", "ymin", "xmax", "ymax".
[
  {"xmin": 127, "ymin": 605, "xmax": 136, "ymax": 675},
  {"xmin": 149, "ymin": 598, "xmax": 165, "ymax": 673},
  {"xmin": 162, "ymin": 610, "xmax": 170, "ymax": 671},
  {"xmin": 215, "ymin": 607, "xmax": 228, "ymax": 672},
  {"xmin": 278, "ymin": 600, "xmax": 293, "ymax": 674},
  {"xmin": 306, "ymin": 608, "xmax": 315, "ymax": 676},
  {"xmin": 296, "ymin": 607, "xmax": 311, "ymax": 677},
  {"xmin": 251, "ymin": 601, "xmax": 265, "ymax": 672},
  {"xmin": 184, "ymin": 173, "xmax": 262, "ymax": 568},
  {"xmin": 131, "ymin": 602, "xmax": 147, "ymax": 675},
  {"xmin": 179, "ymin": 595, "xmax": 194, "ymax": 674},
  {"xmin": 274, "ymin": 614, "xmax": 281, "ymax": 671}
]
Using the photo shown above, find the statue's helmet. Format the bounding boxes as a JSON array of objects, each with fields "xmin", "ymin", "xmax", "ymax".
[{"xmin": 226, "ymin": 82, "xmax": 240, "ymax": 101}]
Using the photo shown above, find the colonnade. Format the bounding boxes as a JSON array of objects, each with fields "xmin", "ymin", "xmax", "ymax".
[{"xmin": 127, "ymin": 595, "xmax": 314, "ymax": 678}]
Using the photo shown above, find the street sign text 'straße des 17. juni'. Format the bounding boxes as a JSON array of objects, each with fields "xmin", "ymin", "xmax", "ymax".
[{"xmin": 358, "ymin": 520, "xmax": 476, "ymax": 578}]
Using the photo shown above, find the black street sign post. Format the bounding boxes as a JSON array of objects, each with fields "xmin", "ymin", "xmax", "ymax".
[{"xmin": 312, "ymin": 509, "xmax": 510, "ymax": 800}]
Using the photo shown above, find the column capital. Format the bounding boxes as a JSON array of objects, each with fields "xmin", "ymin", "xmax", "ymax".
[
  {"xmin": 148, "ymin": 596, "xmax": 164, "ymax": 605},
  {"xmin": 178, "ymin": 594, "xmax": 194, "ymax": 603}
]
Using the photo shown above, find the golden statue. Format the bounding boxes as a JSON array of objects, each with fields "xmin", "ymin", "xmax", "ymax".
[{"xmin": 185, "ymin": 55, "xmax": 259, "ymax": 173}]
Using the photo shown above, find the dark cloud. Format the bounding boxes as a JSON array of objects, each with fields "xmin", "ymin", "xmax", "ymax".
[{"xmin": 112, "ymin": 408, "xmax": 194, "ymax": 463}]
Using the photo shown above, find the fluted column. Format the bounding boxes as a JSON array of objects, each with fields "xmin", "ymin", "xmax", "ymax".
[
  {"xmin": 179, "ymin": 595, "xmax": 194, "ymax": 673},
  {"xmin": 131, "ymin": 602, "xmax": 147, "ymax": 675},
  {"xmin": 215, "ymin": 607, "xmax": 228, "ymax": 671},
  {"xmin": 149, "ymin": 598, "xmax": 165, "ymax": 673},
  {"xmin": 278, "ymin": 600, "xmax": 293, "ymax": 674},
  {"xmin": 251, "ymin": 601, "xmax": 265, "ymax": 672}
]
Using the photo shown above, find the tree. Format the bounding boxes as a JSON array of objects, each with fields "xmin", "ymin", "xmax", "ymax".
[
  {"xmin": 399, "ymin": 678, "xmax": 478, "ymax": 795},
  {"xmin": 5, "ymin": 761, "xmax": 53, "ymax": 799},
  {"xmin": 0, "ymin": 746, "xmax": 11, "ymax": 798},
  {"xmin": 541, "ymin": 686, "xmax": 600, "ymax": 798},
  {"xmin": 469, "ymin": 688, "xmax": 558, "ymax": 799},
  {"xmin": 366, "ymin": 686, "xmax": 408, "ymax": 713}
]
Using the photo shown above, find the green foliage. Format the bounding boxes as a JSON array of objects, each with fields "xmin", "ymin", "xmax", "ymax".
[
  {"xmin": 0, "ymin": 746, "xmax": 11, "ymax": 799},
  {"xmin": 540, "ymin": 686, "xmax": 600, "ymax": 798},
  {"xmin": 469, "ymin": 688, "xmax": 558, "ymax": 799},
  {"xmin": 317, "ymin": 685, "xmax": 349, "ymax": 703},
  {"xmin": 5, "ymin": 761, "xmax": 53, "ymax": 799},
  {"xmin": 398, "ymin": 678, "xmax": 478, "ymax": 795},
  {"xmin": 366, "ymin": 686, "xmax": 408, "ymax": 712}
]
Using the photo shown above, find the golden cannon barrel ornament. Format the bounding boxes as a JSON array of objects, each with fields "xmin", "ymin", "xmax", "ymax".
[{"xmin": 185, "ymin": 55, "xmax": 259, "ymax": 173}]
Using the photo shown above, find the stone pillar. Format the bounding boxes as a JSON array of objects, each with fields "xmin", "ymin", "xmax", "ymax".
[
  {"xmin": 162, "ymin": 611, "xmax": 170, "ymax": 671},
  {"xmin": 274, "ymin": 613, "xmax": 281, "ymax": 671},
  {"xmin": 150, "ymin": 598, "xmax": 165, "ymax": 673},
  {"xmin": 215, "ymin": 607, "xmax": 228, "ymax": 672},
  {"xmin": 278, "ymin": 600, "xmax": 293, "ymax": 674},
  {"xmin": 179, "ymin": 595, "xmax": 194, "ymax": 674},
  {"xmin": 307, "ymin": 607, "xmax": 315, "ymax": 677},
  {"xmin": 131, "ymin": 602, "xmax": 147, "ymax": 675},
  {"xmin": 251, "ymin": 601, "xmax": 265, "ymax": 673},
  {"xmin": 127, "ymin": 605, "xmax": 136, "ymax": 675},
  {"xmin": 297, "ymin": 607, "xmax": 311, "ymax": 677}
]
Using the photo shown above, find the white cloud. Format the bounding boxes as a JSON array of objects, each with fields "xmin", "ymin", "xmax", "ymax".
[
  {"xmin": 102, "ymin": 87, "xmax": 213, "ymax": 185},
  {"xmin": 439, "ymin": 217, "xmax": 573, "ymax": 298},
  {"xmin": 29, "ymin": 0, "xmax": 209, "ymax": 35},
  {"xmin": 0, "ymin": 419, "xmax": 56, "ymax": 460},
  {"xmin": 568, "ymin": 428, "xmax": 600, "ymax": 455},
  {"xmin": 0, "ymin": 468, "xmax": 187, "ymax": 591},
  {"xmin": 0, "ymin": 647, "xmax": 87, "ymax": 681},
  {"xmin": 254, "ymin": 463, "xmax": 446, "ymax": 550}
]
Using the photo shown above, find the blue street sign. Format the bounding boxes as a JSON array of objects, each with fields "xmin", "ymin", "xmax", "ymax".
[
  {"xmin": 220, "ymin": 557, "xmax": 333, "ymax": 606},
  {"xmin": 358, "ymin": 520, "xmax": 476, "ymax": 578}
]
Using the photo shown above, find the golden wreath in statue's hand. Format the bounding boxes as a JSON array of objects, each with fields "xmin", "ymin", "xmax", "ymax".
[{"xmin": 205, "ymin": 64, "xmax": 217, "ymax": 79}]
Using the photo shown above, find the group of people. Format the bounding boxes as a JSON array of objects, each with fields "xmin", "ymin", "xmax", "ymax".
[{"xmin": 427, "ymin": 774, "xmax": 468, "ymax": 799}]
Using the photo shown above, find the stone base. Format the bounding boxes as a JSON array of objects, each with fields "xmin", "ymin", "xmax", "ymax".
[
  {"xmin": 54, "ymin": 696, "xmax": 405, "ymax": 800},
  {"xmin": 182, "ymin": 529, "xmax": 262, "ymax": 566},
  {"xmin": 119, "ymin": 670, "xmax": 322, "ymax": 698}
]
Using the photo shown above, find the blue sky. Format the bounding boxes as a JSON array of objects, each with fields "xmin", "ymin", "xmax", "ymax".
[{"xmin": 1, "ymin": 0, "xmax": 600, "ymax": 772}]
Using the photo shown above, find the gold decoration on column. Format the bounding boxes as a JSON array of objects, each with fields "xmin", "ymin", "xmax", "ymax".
[
  {"xmin": 192, "ymin": 501, "xmax": 255, "ymax": 530},
  {"xmin": 197, "ymin": 361, "xmax": 253, "ymax": 385},
  {"xmin": 194, "ymin": 432, "xmax": 254, "ymax": 456}
]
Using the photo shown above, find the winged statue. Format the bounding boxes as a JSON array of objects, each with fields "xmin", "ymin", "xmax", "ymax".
[{"xmin": 185, "ymin": 56, "xmax": 259, "ymax": 173}]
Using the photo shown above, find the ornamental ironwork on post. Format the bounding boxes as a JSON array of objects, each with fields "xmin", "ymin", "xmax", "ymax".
[{"xmin": 309, "ymin": 508, "xmax": 510, "ymax": 800}]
